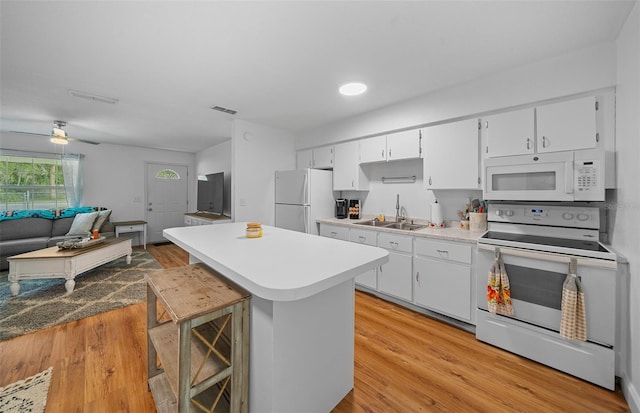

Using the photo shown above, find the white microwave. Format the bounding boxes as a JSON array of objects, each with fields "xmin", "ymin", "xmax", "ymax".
[{"xmin": 483, "ymin": 149, "xmax": 605, "ymax": 201}]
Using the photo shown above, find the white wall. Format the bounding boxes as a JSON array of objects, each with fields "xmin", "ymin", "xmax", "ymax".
[
  {"xmin": 338, "ymin": 159, "xmax": 481, "ymax": 222},
  {"xmin": 613, "ymin": 2, "xmax": 640, "ymax": 412},
  {"xmin": 231, "ymin": 120, "xmax": 295, "ymax": 225},
  {"xmin": 196, "ymin": 140, "xmax": 232, "ymax": 216},
  {"xmin": 0, "ymin": 133, "xmax": 196, "ymax": 223},
  {"xmin": 299, "ymin": 41, "xmax": 618, "ymax": 222},
  {"xmin": 298, "ymin": 41, "xmax": 617, "ymax": 149}
]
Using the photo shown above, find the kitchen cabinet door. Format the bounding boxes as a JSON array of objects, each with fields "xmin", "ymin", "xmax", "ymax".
[
  {"xmin": 536, "ymin": 96, "xmax": 597, "ymax": 153},
  {"xmin": 350, "ymin": 229, "xmax": 378, "ymax": 288},
  {"xmin": 413, "ymin": 256, "xmax": 472, "ymax": 322},
  {"xmin": 378, "ymin": 251, "xmax": 412, "ymax": 301},
  {"xmin": 484, "ymin": 108, "xmax": 535, "ymax": 157},
  {"xmin": 312, "ymin": 146, "xmax": 334, "ymax": 169},
  {"xmin": 359, "ymin": 135, "xmax": 387, "ymax": 164},
  {"xmin": 296, "ymin": 149, "xmax": 313, "ymax": 169},
  {"xmin": 333, "ymin": 141, "xmax": 369, "ymax": 191},
  {"xmin": 386, "ymin": 129, "xmax": 422, "ymax": 161},
  {"xmin": 424, "ymin": 119, "xmax": 480, "ymax": 189}
]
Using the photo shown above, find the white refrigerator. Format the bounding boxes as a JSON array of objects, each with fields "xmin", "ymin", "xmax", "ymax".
[{"xmin": 275, "ymin": 169, "xmax": 334, "ymax": 235}]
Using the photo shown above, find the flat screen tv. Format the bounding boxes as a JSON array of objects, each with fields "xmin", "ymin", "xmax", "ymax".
[{"xmin": 197, "ymin": 172, "xmax": 224, "ymax": 214}]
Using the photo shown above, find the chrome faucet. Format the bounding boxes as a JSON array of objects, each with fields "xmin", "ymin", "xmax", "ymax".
[{"xmin": 395, "ymin": 194, "xmax": 406, "ymax": 222}]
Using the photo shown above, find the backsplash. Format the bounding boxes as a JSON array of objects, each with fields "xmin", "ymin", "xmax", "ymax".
[{"xmin": 335, "ymin": 159, "xmax": 482, "ymax": 222}]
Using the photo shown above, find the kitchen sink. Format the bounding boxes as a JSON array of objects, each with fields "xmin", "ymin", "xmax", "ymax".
[
  {"xmin": 383, "ymin": 222, "xmax": 428, "ymax": 231},
  {"xmin": 354, "ymin": 220, "xmax": 427, "ymax": 231},
  {"xmin": 354, "ymin": 220, "xmax": 391, "ymax": 227}
]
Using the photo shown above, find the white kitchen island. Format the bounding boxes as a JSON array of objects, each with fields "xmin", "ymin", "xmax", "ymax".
[{"xmin": 163, "ymin": 223, "xmax": 389, "ymax": 413}]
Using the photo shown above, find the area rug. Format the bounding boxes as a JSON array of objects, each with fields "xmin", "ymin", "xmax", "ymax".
[
  {"xmin": 0, "ymin": 367, "xmax": 52, "ymax": 413},
  {"xmin": 0, "ymin": 250, "xmax": 162, "ymax": 341}
]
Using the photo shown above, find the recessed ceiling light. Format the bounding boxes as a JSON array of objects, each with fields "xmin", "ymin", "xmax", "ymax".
[{"xmin": 339, "ymin": 82, "xmax": 367, "ymax": 96}]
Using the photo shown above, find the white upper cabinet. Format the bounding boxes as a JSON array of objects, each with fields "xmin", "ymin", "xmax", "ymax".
[
  {"xmin": 386, "ymin": 129, "xmax": 422, "ymax": 161},
  {"xmin": 312, "ymin": 146, "xmax": 334, "ymax": 169},
  {"xmin": 424, "ymin": 118, "xmax": 480, "ymax": 189},
  {"xmin": 296, "ymin": 146, "xmax": 335, "ymax": 169},
  {"xmin": 296, "ymin": 149, "xmax": 313, "ymax": 169},
  {"xmin": 484, "ymin": 108, "xmax": 535, "ymax": 157},
  {"xmin": 359, "ymin": 135, "xmax": 387, "ymax": 163},
  {"xmin": 485, "ymin": 96, "xmax": 598, "ymax": 158},
  {"xmin": 536, "ymin": 96, "xmax": 597, "ymax": 153},
  {"xmin": 359, "ymin": 129, "xmax": 422, "ymax": 164},
  {"xmin": 333, "ymin": 141, "xmax": 369, "ymax": 191}
]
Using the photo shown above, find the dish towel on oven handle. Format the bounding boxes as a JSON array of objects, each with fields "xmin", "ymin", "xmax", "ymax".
[
  {"xmin": 560, "ymin": 258, "xmax": 587, "ymax": 341},
  {"xmin": 487, "ymin": 248, "xmax": 514, "ymax": 316}
]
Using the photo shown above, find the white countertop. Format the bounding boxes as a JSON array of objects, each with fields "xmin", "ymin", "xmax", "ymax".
[
  {"xmin": 163, "ymin": 223, "xmax": 389, "ymax": 302},
  {"xmin": 317, "ymin": 217, "xmax": 484, "ymax": 243}
]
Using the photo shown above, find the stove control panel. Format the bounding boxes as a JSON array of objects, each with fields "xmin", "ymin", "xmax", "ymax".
[{"xmin": 488, "ymin": 203, "xmax": 600, "ymax": 229}]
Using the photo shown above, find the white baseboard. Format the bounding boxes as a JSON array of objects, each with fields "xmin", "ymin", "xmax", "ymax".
[{"xmin": 622, "ymin": 373, "xmax": 640, "ymax": 413}]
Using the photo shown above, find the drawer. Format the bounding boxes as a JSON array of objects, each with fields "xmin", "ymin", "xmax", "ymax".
[
  {"xmin": 349, "ymin": 229, "xmax": 377, "ymax": 246},
  {"xmin": 118, "ymin": 224, "xmax": 144, "ymax": 232},
  {"xmin": 414, "ymin": 238, "xmax": 472, "ymax": 264},
  {"xmin": 319, "ymin": 224, "xmax": 349, "ymax": 241},
  {"xmin": 377, "ymin": 233, "xmax": 412, "ymax": 253}
]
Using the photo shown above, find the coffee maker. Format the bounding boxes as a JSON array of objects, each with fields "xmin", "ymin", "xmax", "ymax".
[{"xmin": 335, "ymin": 199, "xmax": 348, "ymax": 219}]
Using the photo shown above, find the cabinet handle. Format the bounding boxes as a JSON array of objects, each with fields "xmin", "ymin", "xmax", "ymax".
[
  {"xmin": 388, "ymin": 149, "xmax": 392, "ymax": 158},
  {"xmin": 381, "ymin": 149, "xmax": 385, "ymax": 158},
  {"xmin": 428, "ymin": 176, "xmax": 432, "ymax": 186},
  {"xmin": 416, "ymin": 272, "xmax": 420, "ymax": 283},
  {"xmin": 436, "ymin": 249, "xmax": 449, "ymax": 256},
  {"xmin": 352, "ymin": 180, "xmax": 355, "ymax": 188},
  {"xmin": 379, "ymin": 265, "xmax": 383, "ymax": 273},
  {"xmin": 525, "ymin": 138, "xmax": 532, "ymax": 150},
  {"xmin": 330, "ymin": 231, "xmax": 337, "ymax": 237},
  {"xmin": 542, "ymin": 136, "xmax": 548, "ymax": 148},
  {"xmin": 359, "ymin": 236, "xmax": 366, "ymax": 242},
  {"xmin": 389, "ymin": 241, "xmax": 399, "ymax": 248}
]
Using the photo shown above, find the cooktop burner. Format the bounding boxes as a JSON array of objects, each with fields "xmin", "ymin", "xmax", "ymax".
[{"xmin": 481, "ymin": 231, "xmax": 609, "ymax": 253}]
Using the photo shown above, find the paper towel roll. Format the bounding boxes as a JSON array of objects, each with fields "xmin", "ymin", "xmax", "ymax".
[{"xmin": 431, "ymin": 200, "xmax": 443, "ymax": 226}]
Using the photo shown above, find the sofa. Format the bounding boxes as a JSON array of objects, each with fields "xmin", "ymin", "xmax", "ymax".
[{"xmin": 0, "ymin": 208, "xmax": 114, "ymax": 271}]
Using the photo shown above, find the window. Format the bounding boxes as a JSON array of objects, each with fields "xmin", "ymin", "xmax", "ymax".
[
  {"xmin": 156, "ymin": 169, "xmax": 180, "ymax": 180},
  {"xmin": 0, "ymin": 153, "xmax": 68, "ymax": 210}
]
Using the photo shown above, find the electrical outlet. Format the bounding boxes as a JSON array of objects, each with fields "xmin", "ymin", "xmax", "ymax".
[
  {"xmin": 239, "ymin": 198, "xmax": 246, "ymax": 206},
  {"xmin": 133, "ymin": 196, "xmax": 142, "ymax": 203}
]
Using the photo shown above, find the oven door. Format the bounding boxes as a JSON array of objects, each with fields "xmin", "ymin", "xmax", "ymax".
[
  {"xmin": 476, "ymin": 244, "xmax": 616, "ymax": 346},
  {"xmin": 484, "ymin": 152, "xmax": 574, "ymax": 201}
]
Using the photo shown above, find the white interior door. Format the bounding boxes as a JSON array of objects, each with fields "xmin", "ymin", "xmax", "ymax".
[{"xmin": 146, "ymin": 163, "xmax": 188, "ymax": 243}]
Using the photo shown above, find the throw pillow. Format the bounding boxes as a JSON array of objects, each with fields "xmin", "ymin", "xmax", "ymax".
[
  {"xmin": 66, "ymin": 211, "xmax": 99, "ymax": 236},
  {"xmin": 92, "ymin": 209, "xmax": 112, "ymax": 231}
]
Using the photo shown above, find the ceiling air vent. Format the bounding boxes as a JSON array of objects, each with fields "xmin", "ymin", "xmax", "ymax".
[{"xmin": 210, "ymin": 105, "xmax": 237, "ymax": 115}]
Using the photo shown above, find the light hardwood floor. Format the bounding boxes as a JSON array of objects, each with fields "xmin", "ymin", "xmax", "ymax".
[{"xmin": 0, "ymin": 243, "xmax": 629, "ymax": 412}]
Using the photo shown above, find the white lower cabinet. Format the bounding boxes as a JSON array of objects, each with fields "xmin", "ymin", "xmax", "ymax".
[
  {"xmin": 350, "ymin": 229, "xmax": 377, "ymax": 289},
  {"xmin": 377, "ymin": 233, "xmax": 413, "ymax": 301},
  {"xmin": 413, "ymin": 238, "xmax": 475, "ymax": 324},
  {"xmin": 319, "ymin": 223, "xmax": 476, "ymax": 325}
]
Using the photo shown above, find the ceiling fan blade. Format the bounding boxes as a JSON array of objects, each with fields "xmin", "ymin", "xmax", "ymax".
[
  {"xmin": 9, "ymin": 130, "xmax": 101, "ymax": 145},
  {"xmin": 9, "ymin": 130, "xmax": 50, "ymax": 137},
  {"xmin": 67, "ymin": 137, "xmax": 101, "ymax": 145}
]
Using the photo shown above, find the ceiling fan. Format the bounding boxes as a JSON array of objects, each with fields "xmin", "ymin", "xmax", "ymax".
[{"xmin": 11, "ymin": 120, "xmax": 101, "ymax": 145}]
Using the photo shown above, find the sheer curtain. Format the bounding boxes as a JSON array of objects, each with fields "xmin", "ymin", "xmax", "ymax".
[{"xmin": 61, "ymin": 153, "xmax": 84, "ymax": 208}]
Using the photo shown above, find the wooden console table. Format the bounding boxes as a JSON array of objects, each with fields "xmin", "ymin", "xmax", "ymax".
[{"xmin": 146, "ymin": 263, "xmax": 251, "ymax": 413}]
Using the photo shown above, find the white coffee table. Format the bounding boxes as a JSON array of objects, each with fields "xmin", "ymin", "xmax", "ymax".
[{"xmin": 7, "ymin": 237, "xmax": 132, "ymax": 296}]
